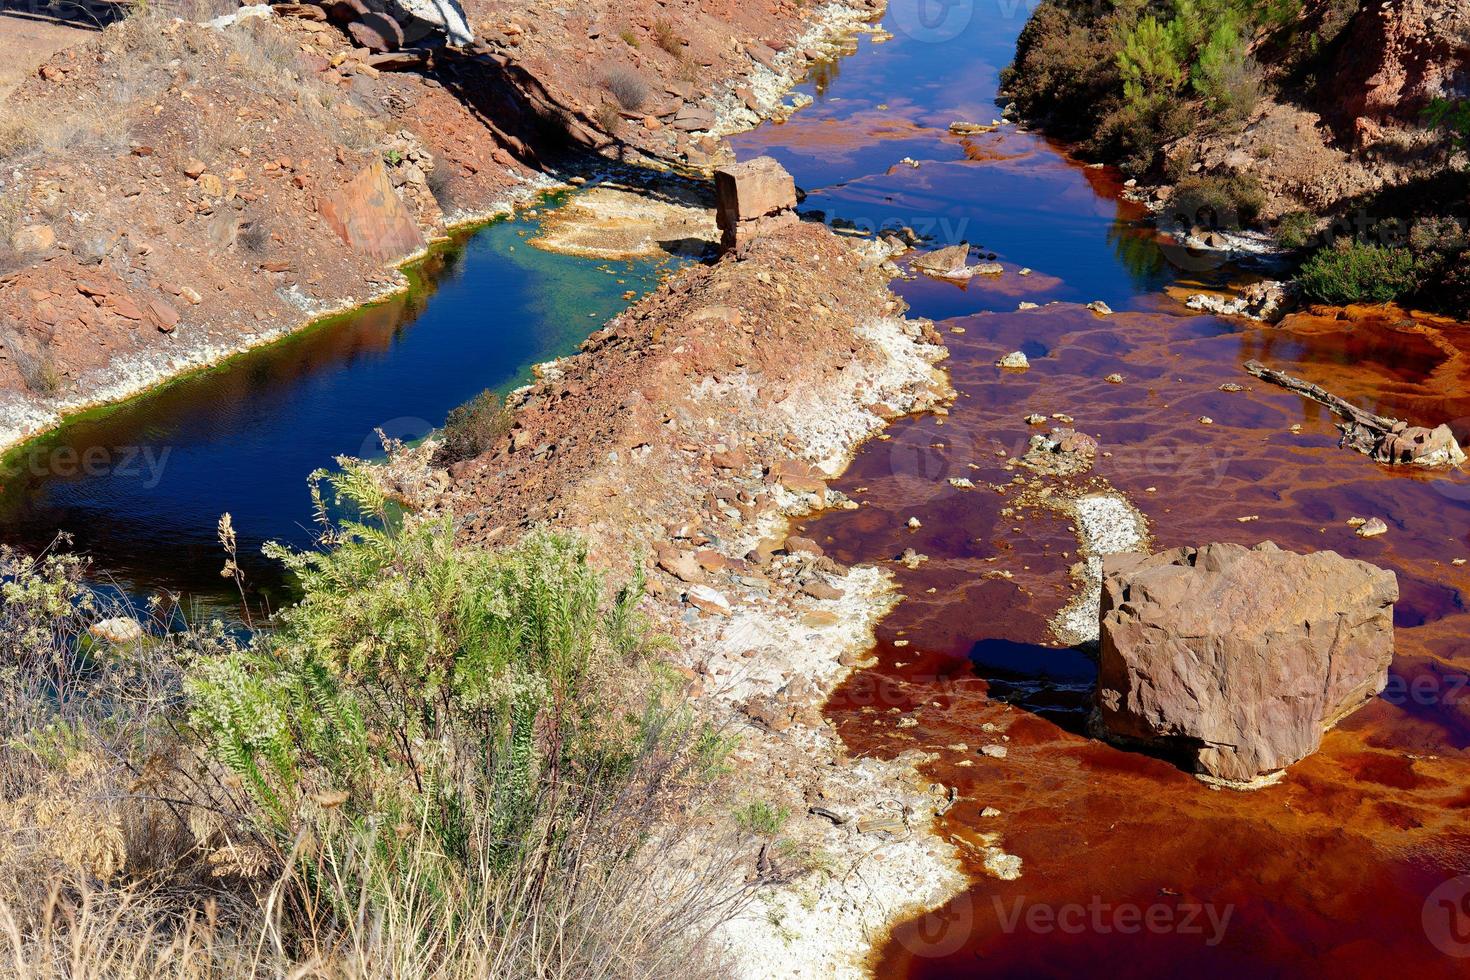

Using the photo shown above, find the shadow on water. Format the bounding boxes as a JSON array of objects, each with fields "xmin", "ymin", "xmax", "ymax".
[{"xmin": 968, "ymin": 638, "xmax": 1096, "ymax": 736}]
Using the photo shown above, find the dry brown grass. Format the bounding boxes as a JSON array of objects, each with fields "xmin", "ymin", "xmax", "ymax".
[
  {"xmin": 653, "ymin": 19, "xmax": 684, "ymax": 57},
  {"xmin": 0, "ymin": 9, "xmax": 374, "ymax": 171},
  {"xmin": 599, "ymin": 65, "xmax": 650, "ymax": 113},
  {"xmin": 0, "ymin": 535, "xmax": 750, "ymax": 980}
]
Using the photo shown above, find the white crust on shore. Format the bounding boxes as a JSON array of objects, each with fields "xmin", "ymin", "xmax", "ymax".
[{"xmin": 0, "ymin": 173, "xmax": 556, "ymax": 456}]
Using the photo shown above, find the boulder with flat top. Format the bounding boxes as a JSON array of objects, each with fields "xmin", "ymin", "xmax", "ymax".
[
  {"xmin": 714, "ymin": 157, "xmax": 798, "ymax": 252},
  {"xmin": 1095, "ymin": 541, "xmax": 1398, "ymax": 785}
]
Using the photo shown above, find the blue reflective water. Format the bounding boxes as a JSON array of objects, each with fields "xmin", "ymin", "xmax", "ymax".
[
  {"xmin": 0, "ymin": 205, "xmax": 680, "ymax": 603},
  {"xmin": 729, "ymin": 11, "xmax": 1181, "ymax": 316}
]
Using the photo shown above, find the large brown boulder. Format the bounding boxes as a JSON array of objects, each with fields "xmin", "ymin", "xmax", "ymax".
[
  {"xmin": 1096, "ymin": 542, "xmax": 1398, "ymax": 785},
  {"xmin": 714, "ymin": 156, "xmax": 797, "ymax": 251}
]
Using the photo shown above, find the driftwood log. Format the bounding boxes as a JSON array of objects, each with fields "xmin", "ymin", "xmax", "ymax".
[{"xmin": 1244, "ymin": 360, "xmax": 1466, "ymax": 468}]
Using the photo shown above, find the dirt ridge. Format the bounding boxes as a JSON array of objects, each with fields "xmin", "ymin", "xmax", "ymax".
[
  {"xmin": 0, "ymin": 0, "xmax": 884, "ymax": 453},
  {"xmin": 409, "ymin": 221, "xmax": 970, "ymax": 977}
]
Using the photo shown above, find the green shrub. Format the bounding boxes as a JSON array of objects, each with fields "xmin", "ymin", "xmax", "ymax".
[
  {"xmin": 190, "ymin": 464, "xmax": 664, "ymax": 836},
  {"xmin": 1407, "ymin": 215, "xmax": 1470, "ymax": 316},
  {"xmin": 1002, "ymin": 1, "xmax": 1127, "ymax": 142},
  {"xmin": 1093, "ymin": 94, "xmax": 1196, "ymax": 175},
  {"xmin": 1118, "ymin": 16, "xmax": 1186, "ymax": 103},
  {"xmin": 733, "ymin": 800, "xmax": 789, "ymax": 837},
  {"xmin": 1276, "ymin": 211, "xmax": 1318, "ymax": 249},
  {"xmin": 180, "ymin": 461, "xmax": 740, "ymax": 971},
  {"xmin": 1167, "ymin": 173, "xmax": 1266, "ymax": 229},
  {"xmin": 437, "ymin": 388, "xmax": 513, "ymax": 464},
  {"xmin": 1298, "ymin": 241, "xmax": 1420, "ymax": 305},
  {"xmin": 1191, "ymin": 23, "xmax": 1262, "ymax": 123},
  {"xmin": 1424, "ymin": 97, "xmax": 1470, "ymax": 152}
]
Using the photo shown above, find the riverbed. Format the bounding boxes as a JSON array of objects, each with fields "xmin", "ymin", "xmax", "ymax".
[
  {"xmin": 4, "ymin": 4, "xmax": 1470, "ymax": 977},
  {"xmin": 728, "ymin": 9, "xmax": 1470, "ymax": 980},
  {"xmin": 0, "ymin": 205, "xmax": 682, "ymax": 606}
]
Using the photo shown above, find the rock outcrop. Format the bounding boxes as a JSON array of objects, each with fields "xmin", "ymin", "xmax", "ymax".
[
  {"xmin": 1321, "ymin": 0, "xmax": 1470, "ymax": 147},
  {"xmin": 318, "ymin": 160, "xmax": 426, "ymax": 261},
  {"xmin": 1096, "ymin": 541, "xmax": 1398, "ymax": 785},
  {"xmin": 714, "ymin": 156, "xmax": 797, "ymax": 252}
]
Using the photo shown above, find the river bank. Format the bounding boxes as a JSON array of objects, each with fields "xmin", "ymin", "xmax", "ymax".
[
  {"xmin": 0, "ymin": 0, "xmax": 886, "ymax": 455},
  {"xmin": 1002, "ymin": 0, "xmax": 1468, "ymax": 321},
  {"xmin": 415, "ymin": 218, "xmax": 970, "ymax": 977}
]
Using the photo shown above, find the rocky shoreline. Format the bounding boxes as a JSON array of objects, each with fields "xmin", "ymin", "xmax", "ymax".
[
  {"xmin": 0, "ymin": 0, "xmax": 885, "ymax": 455},
  {"xmin": 387, "ymin": 218, "xmax": 968, "ymax": 977}
]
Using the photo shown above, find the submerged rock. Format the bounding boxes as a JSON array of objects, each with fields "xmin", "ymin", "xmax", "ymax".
[
  {"xmin": 90, "ymin": 617, "xmax": 145, "ymax": 645},
  {"xmin": 1187, "ymin": 281, "xmax": 1294, "ymax": 323},
  {"xmin": 1096, "ymin": 542, "xmax": 1397, "ymax": 786},
  {"xmin": 1016, "ymin": 427, "xmax": 1097, "ymax": 476},
  {"xmin": 911, "ymin": 243, "xmax": 973, "ymax": 280}
]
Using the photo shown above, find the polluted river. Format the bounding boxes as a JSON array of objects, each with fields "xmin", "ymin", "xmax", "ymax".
[{"xmin": 4, "ymin": 6, "xmax": 1469, "ymax": 978}]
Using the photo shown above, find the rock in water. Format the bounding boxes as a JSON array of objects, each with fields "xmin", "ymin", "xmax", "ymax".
[
  {"xmin": 911, "ymin": 243, "xmax": 973, "ymax": 280},
  {"xmin": 1095, "ymin": 541, "xmax": 1397, "ymax": 786},
  {"xmin": 90, "ymin": 617, "xmax": 145, "ymax": 645},
  {"xmin": 714, "ymin": 157, "xmax": 798, "ymax": 251}
]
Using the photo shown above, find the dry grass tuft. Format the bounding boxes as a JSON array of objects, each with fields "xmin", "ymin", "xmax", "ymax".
[
  {"xmin": 0, "ymin": 328, "xmax": 61, "ymax": 397},
  {"xmin": 653, "ymin": 19, "xmax": 685, "ymax": 57},
  {"xmin": 599, "ymin": 65, "xmax": 650, "ymax": 113}
]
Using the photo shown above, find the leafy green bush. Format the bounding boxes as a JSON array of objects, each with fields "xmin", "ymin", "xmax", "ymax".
[
  {"xmin": 1297, "ymin": 241, "xmax": 1420, "ymax": 305},
  {"xmin": 180, "ymin": 461, "xmax": 740, "ymax": 973},
  {"xmin": 1002, "ymin": 2, "xmax": 1127, "ymax": 143},
  {"xmin": 1167, "ymin": 173, "xmax": 1266, "ymax": 228},
  {"xmin": 1094, "ymin": 95, "xmax": 1196, "ymax": 175},
  {"xmin": 1407, "ymin": 215, "xmax": 1470, "ymax": 316},
  {"xmin": 190, "ymin": 463, "xmax": 670, "ymax": 841}
]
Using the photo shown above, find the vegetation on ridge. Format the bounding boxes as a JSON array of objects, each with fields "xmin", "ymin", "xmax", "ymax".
[
  {"xmin": 0, "ymin": 460, "xmax": 744, "ymax": 978},
  {"xmin": 1005, "ymin": 0, "xmax": 1470, "ymax": 316}
]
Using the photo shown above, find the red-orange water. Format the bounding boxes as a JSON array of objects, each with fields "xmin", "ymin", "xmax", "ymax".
[{"xmin": 731, "ymin": 11, "xmax": 1470, "ymax": 978}]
